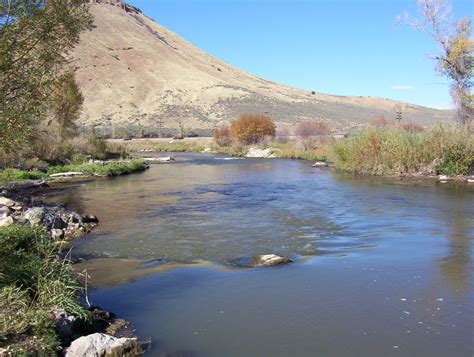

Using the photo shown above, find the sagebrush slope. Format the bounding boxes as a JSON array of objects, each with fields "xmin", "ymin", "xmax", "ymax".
[{"xmin": 72, "ymin": 4, "xmax": 453, "ymax": 137}]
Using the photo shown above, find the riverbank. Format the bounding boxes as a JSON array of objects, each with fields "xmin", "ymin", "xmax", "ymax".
[
  {"xmin": 0, "ymin": 160, "xmax": 148, "ymax": 186},
  {"xmin": 112, "ymin": 125, "xmax": 474, "ymax": 181},
  {"xmin": 0, "ymin": 163, "xmax": 148, "ymax": 355}
]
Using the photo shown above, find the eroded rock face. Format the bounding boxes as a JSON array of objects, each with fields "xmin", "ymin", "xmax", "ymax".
[
  {"xmin": 65, "ymin": 333, "xmax": 142, "ymax": 357},
  {"xmin": 253, "ymin": 254, "xmax": 292, "ymax": 267}
]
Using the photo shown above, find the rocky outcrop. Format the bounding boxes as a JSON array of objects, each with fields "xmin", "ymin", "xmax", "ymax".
[
  {"xmin": 65, "ymin": 333, "xmax": 142, "ymax": 357},
  {"xmin": 89, "ymin": 0, "xmax": 142, "ymax": 14},
  {"xmin": 245, "ymin": 148, "xmax": 276, "ymax": 158}
]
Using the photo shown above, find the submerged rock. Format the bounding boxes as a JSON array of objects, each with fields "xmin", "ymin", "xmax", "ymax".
[
  {"xmin": 245, "ymin": 148, "xmax": 276, "ymax": 158},
  {"xmin": 65, "ymin": 333, "xmax": 142, "ymax": 357},
  {"xmin": 253, "ymin": 254, "xmax": 292, "ymax": 267}
]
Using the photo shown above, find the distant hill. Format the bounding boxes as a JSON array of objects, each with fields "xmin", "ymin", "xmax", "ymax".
[{"xmin": 71, "ymin": 2, "xmax": 453, "ymax": 137}]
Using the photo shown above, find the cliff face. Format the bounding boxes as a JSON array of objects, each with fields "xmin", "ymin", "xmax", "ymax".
[{"xmin": 72, "ymin": 3, "xmax": 453, "ymax": 137}]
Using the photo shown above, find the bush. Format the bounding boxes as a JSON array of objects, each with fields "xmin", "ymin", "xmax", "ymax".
[
  {"xmin": 213, "ymin": 126, "xmax": 233, "ymax": 147},
  {"xmin": 230, "ymin": 114, "xmax": 276, "ymax": 145},
  {"xmin": 0, "ymin": 225, "xmax": 89, "ymax": 353},
  {"xmin": 331, "ymin": 125, "xmax": 474, "ymax": 176},
  {"xmin": 295, "ymin": 121, "xmax": 330, "ymax": 138},
  {"xmin": 295, "ymin": 121, "xmax": 330, "ymax": 150}
]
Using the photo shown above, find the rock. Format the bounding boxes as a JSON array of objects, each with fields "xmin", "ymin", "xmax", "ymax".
[
  {"xmin": 0, "ymin": 196, "xmax": 16, "ymax": 207},
  {"xmin": 65, "ymin": 333, "xmax": 142, "ymax": 357},
  {"xmin": 49, "ymin": 172, "xmax": 85, "ymax": 178},
  {"xmin": 81, "ymin": 214, "xmax": 99, "ymax": 224},
  {"xmin": 253, "ymin": 254, "xmax": 292, "ymax": 267},
  {"xmin": 143, "ymin": 156, "xmax": 175, "ymax": 163},
  {"xmin": 23, "ymin": 207, "xmax": 45, "ymax": 226},
  {"xmin": 51, "ymin": 229, "xmax": 65, "ymax": 241},
  {"xmin": 52, "ymin": 307, "xmax": 76, "ymax": 344},
  {"xmin": 245, "ymin": 148, "xmax": 276, "ymax": 158},
  {"xmin": 312, "ymin": 161, "xmax": 329, "ymax": 167},
  {"xmin": 202, "ymin": 148, "xmax": 212, "ymax": 153},
  {"xmin": 467, "ymin": 179, "xmax": 474, "ymax": 183},
  {"xmin": 0, "ymin": 216, "xmax": 14, "ymax": 227},
  {"xmin": 0, "ymin": 206, "xmax": 11, "ymax": 216}
]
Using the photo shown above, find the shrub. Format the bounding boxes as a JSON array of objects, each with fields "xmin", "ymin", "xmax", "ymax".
[
  {"xmin": 295, "ymin": 121, "xmax": 330, "ymax": 139},
  {"xmin": 370, "ymin": 116, "xmax": 394, "ymax": 128},
  {"xmin": 230, "ymin": 114, "xmax": 276, "ymax": 145},
  {"xmin": 295, "ymin": 121, "xmax": 330, "ymax": 150},
  {"xmin": 213, "ymin": 126, "xmax": 233, "ymax": 147},
  {"xmin": 331, "ymin": 125, "xmax": 474, "ymax": 176}
]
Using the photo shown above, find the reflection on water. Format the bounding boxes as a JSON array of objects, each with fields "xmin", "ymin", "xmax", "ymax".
[{"xmin": 42, "ymin": 153, "xmax": 474, "ymax": 356}]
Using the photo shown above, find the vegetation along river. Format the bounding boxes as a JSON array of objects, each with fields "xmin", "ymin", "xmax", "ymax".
[{"xmin": 43, "ymin": 153, "xmax": 473, "ymax": 356}]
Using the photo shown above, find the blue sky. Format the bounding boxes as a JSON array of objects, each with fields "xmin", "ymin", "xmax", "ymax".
[{"xmin": 127, "ymin": 0, "xmax": 472, "ymax": 109}]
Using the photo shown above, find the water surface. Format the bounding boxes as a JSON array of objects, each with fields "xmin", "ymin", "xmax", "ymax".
[{"xmin": 46, "ymin": 153, "xmax": 474, "ymax": 356}]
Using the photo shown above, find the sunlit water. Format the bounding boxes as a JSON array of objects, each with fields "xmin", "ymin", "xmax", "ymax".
[{"xmin": 44, "ymin": 153, "xmax": 474, "ymax": 356}]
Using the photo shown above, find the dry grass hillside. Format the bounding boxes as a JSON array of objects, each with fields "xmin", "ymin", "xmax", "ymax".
[{"xmin": 72, "ymin": 3, "xmax": 453, "ymax": 137}]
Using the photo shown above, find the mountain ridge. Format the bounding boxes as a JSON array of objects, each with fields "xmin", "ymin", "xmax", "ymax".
[{"xmin": 71, "ymin": 3, "xmax": 453, "ymax": 137}]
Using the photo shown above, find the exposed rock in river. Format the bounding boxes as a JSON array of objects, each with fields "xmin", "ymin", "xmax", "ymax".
[
  {"xmin": 245, "ymin": 148, "xmax": 276, "ymax": 158},
  {"xmin": 253, "ymin": 254, "xmax": 292, "ymax": 267},
  {"xmin": 65, "ymin": 333, "xmax": 142, "ymax": 357}
]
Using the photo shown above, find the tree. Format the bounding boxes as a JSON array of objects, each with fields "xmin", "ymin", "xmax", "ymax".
[
  {"xmin": 399, "ymin": 0, "xmax": 473, "ymax": 124},
  {"xmin": 50, "ymin": 70, "xmax": 83, "ymax": 141},
  {"xmin": 230, "ymin": 114, "xmax": 276, "ymax": 145},
  {"xmin": 0, "ymin": 0, "xmax": 92, "ymax": 152}
]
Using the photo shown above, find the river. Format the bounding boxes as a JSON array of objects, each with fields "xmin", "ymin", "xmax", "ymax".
[{"xmin": 44, "ymin": 153, "xmax": 474, "ymax": 356}]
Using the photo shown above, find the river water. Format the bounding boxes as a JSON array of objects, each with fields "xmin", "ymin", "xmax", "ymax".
[{"xmin": 45, "ymin": 153, "xmax": 473, "ymax": 356}]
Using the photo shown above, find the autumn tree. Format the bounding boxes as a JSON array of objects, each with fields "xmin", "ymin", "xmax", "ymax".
[
  {"xmin": 0, "ymin": 0, "xmax": 92, "ymax": 152},
  {"xmin": 400, "ymin": 0, "xmax": 473, "ymax": 124},
  {"xmin": 230, "ymin": 114, "xmax": 276, "ymax": 145}
]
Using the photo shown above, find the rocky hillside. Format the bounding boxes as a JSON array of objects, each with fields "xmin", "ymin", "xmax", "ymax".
[{"xmin": 72, "ymin": 2, "xmax": 453, "ymax": 137}]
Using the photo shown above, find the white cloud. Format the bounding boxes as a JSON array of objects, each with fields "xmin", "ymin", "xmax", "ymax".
[{"xmin": 391, "ymin": 85, "xmax": 414, "ymax": 91}]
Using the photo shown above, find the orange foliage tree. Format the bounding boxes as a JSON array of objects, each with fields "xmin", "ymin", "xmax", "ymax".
[{"xmin": 230, "ymin": 114, "xmax": 276, "ymax": 144}]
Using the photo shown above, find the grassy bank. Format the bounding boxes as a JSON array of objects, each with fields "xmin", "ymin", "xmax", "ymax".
[
  {"xmin": 0, "ymin": 160, "xmax": 147, "ymax": 185},
  {"xmin": 0, "ymin": 225, "xmax": 89, "ymax": 353},
  {"xmin": 331, "ymin": 126, "xmax": 474, "ymax": 176},
  {"xmin": 119, "ymin": 138, "xmax": 330, "ymax": 161}
]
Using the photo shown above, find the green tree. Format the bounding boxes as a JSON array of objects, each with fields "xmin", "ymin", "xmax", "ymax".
[
  {"xmin": 50, "ymin": 70, "xmax": 83, "ymax": 141},
  {"xmin": 0, "ymin": 0, "xmax": 92, "ymax": 152},
  {"xmin": 400, "ymin": 0, "xmax": 473, "ymax": 124}
]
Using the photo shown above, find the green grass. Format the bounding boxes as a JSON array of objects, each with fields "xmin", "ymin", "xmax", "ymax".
[
  {"xmin": 0, "ymin": 168, "xmax": 48, "ymax": 184},
  {"xmin": 271, "ymin": 141, "xmax": 330, "ymax": 161},
  {"xmin": 331, "ymin": 125, "xmax": 474, "ymax": 176},
  {"xmin": 0, "ymin": 225, "xmax": 89, "ymax": 353},
  {"xmin": 124, "ymin": 140, "xmax": 209, "ymax": 153},
  {"xmin": 46, "ymin": 159, "xmax": 147, "ymax": 177}
]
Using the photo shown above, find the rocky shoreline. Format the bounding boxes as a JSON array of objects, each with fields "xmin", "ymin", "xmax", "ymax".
[{"xmin": 0, "ymin": 180, "xmax": 146, "ymax": 356}]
